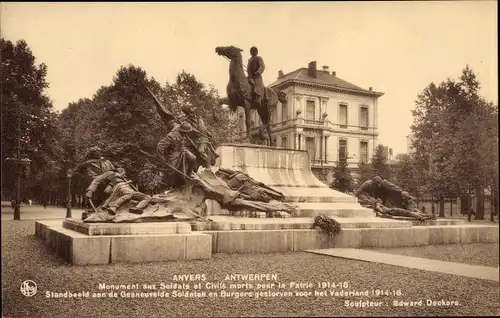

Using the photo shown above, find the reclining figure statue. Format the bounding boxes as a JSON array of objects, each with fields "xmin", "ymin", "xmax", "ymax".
[
  {"xmin": 191, "ymin": 169, "xmax": 297, "ymax": 217},
  {"xmin": 82, "ymin": 167, "xmax": 196, "ymax": 223},
  {"xmin": 355, "ymin": 176, "xmax": 435, "ymax": 221}
]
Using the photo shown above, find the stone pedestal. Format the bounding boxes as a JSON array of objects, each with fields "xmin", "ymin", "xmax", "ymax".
[
  {"xmin": 213, "ymin": 143, "xmax": 373, "ymax": 217},
  {"xmin": 35, "ymin": 219, "xmax": 212, "ymax": 265}
]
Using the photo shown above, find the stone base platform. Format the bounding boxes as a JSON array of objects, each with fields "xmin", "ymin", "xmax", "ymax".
[
  {"xmin": 35, "ymin": 217, "xmax": 498, "ymax": 264},
  {"xmin": 186, "ymin": 216, "xmax": 497, "ymax": 254},
  {"xmin": 192, "ymin": 216, "xmax": 466, "ymax": 231},
  {"xmin": 204, "ymin": 223, "xmax": 499, "ymax": 254},
  {"xmin": 35, "ymin": 220, "xmax": 211, "ymax": 265}
]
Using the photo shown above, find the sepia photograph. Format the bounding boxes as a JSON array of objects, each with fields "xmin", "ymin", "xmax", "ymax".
[{"xmin": 1, "ymin": 1, "xmax": 498, "ymax": 317}]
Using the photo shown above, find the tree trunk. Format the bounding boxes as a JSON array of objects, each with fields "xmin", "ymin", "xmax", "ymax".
[
  {"xmin": 467, "ymin": 190, "xmax": 472, "ymax": 223},
  {"xmin": 439, "ymin": 196, "xmax": 445, "ymax": 217},
  {"xmin": 475, "ymin": 186, "xmax": 485, "ymax": 220},
  {"xmin": 492, "ymin": 183, "xmax": 499, "ymax": 222},
  {"xmin": 460, "ymin": 195, "xmax": 469, "ymax": 215},
  {"xmin": 431, "ymin": 196, "xmax": 435, "ymax": 215},
  {"xmin": 450, "ymin": 198, "xmax": 453, "ymax": 216},
  {"xmin": 490, "ymin": 189, "xmax": 495, "ymax": 222}
]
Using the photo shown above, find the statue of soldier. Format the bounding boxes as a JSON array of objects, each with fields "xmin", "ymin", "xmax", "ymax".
[
  {"xmin": 179, "ymin": 104, "xmax": 219, "ymax": 169},
  {"xmin": 143, "ymin": 85, "xmax": 218, "ymax": 170},
  {"xmin": 355, "ymin": 176, "xmax": 407, "ymax": 208},
  {"xmin": 75, "ymin": 146, "xmax": 115, "ymax": 179},
  {"xmin": 354, "ymin": 176, "xmax": 384, "ymax": 208},
  {"xmin": 247, "ymin": 46, "xmax": 266, "ymax": 106},
  {"xmin": 85, "ymin": 168, "xmax": 152, "ymax": 215},
  {"xmin": 156, "ymin": 122, "xmax": 197, "ymax": 188},
  {"xmin": 75, "ymin": 146, "xmax": 116, "ymax": 218}
]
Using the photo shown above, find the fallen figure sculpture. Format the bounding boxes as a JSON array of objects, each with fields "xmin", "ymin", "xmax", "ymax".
[
  {"xmin": 145, "ymin": 148, "xmax": 297, "ymax": 218},
  {"xmin": 193, "ymin": 169, "xmax": 297, "ymax": 218},
  {"xmin": 354, "ymin": 176, "xmax": 435, "ymax": 221},
  {"xmin": 83, "ymin": 167, "xmax": 205, "ymax": 223},
  {"xmin": 373, "ymin": 199, "xmax": 435, "ymax": 221},
  {"xmin": 81, "ymin": 165, "xmax": 297, "ymax": 223}
]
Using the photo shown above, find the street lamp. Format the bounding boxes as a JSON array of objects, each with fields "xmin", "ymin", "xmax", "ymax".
[{"xmin": 66, "ymin": 168, "xmax": 73, "ymax": 218}]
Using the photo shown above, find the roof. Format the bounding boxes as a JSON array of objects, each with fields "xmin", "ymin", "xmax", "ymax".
[{"xmin": 269, "ymin": 68, "xmax": 384, "ymax": 97}]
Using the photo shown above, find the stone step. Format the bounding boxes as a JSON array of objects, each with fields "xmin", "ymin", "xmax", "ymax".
[
  {"xmin": 276, "ymin": 187, "xmax": 359, "ymax": 203},
  {"xmin": 410, "ymin": 219, "xmax": 465, "ymax": 226},
  {"xmin": 295, "ymin": 202, "xmax": 374, "ymax": 218},
  {"xmin": 205, "ymin": 198, "xmax": 370, "ymax": 218},
  {"xmin": 63, "ymin": 219, "xmax": 192, "ymax": 236},
  {"xmin": 192, "ymin": 216, "xmax": 414, "ymax": 231}
]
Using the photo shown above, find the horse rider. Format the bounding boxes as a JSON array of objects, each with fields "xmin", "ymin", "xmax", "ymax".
[{"xmin": 247, "ymin": 46, "xmax": 266, "ymax": 106}]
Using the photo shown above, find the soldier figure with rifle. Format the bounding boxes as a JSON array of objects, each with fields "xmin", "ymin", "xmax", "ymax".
[
  {"xmin": 156, "ymin": 121, "xmax": 198, "ymax": 189},
  {"xmin": 143, "ymin": 84, "xmax": 218, "ymax": 174},
  {"xmin": 85, "ymin": 167, "xmax": 152, "ymax": 215},
  {"xmin": 178, "ymin": 104, "xmax": 219, "ymax": 169}
]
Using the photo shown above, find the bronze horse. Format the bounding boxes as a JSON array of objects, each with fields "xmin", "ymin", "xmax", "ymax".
[{"xmin": 215, "ymin": 46, "xmax": 286, "ymax": 146}]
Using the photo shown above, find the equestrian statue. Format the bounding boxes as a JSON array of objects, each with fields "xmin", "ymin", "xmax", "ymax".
[{"xmin": 215, "ymin": 45, "xmax": 287, "ymax": 146}]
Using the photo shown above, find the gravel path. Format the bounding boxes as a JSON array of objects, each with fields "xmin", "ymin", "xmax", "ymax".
[{"xmin": 2, "ymin": 220, "xmax": 499, "ymax": 317}]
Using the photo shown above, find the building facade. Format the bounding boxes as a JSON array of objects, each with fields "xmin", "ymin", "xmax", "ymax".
[{"xmin": 232, "ymin": 61, "xmax": 384, "ymax": 182}]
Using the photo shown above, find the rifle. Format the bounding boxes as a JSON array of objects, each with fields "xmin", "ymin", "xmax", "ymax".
[
  {"xmin": 140, "ymin": 150, "xmax": 194, "ymax": 181},
  {"xmin": 143, "ymin": 83, "xmax": 175, "ymax": 125}
]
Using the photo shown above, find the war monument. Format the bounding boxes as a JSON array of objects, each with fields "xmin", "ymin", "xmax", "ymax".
[{"xmin": 35, "ymin": 45, "xmax": 498, "ymax": 265}]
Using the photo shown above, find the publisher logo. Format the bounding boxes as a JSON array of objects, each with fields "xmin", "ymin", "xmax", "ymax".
[{"xmin": 20, "ymin": 280, "xmax": 37, "ymax": 297}]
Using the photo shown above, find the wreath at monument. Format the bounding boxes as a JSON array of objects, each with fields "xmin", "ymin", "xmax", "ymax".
[{"xmin": 313, "ymin": 214, "xmax": 342, "ymax": 237}]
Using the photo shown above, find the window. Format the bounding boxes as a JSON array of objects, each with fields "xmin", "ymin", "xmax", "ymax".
[
  {"xmin": 271, "ymin": 138, "xmax": 276, "ymax": 146},
  {"xmin": 306, "ymin": 100, "xmax": 315, "ymax": 120},
  {"xmin": 271, "ymin": 108, "xmax": 277, "ymax": 125},
  {"xmin": 282, "ymin": 136, "xmax": 288, "ymax": 148},
  {"xmin": 281, "ymin": 101, "xmax": 288, "ymax": 124},
  {"xmin": 359, "ymin": 107, "xmax": 369, "ymax": 130},
  {"xmin": 339, "ymin": 139, "xmax": 347, "ymax": 161},
  {"xmin": 360, "ymin": 141, "xmax": 368, "ymax": 163},
  {"xmin": 305, "ymin": 137, "xmax": 316, "ymax": 161},
  {"xmin": 339, "ymin": 104, "xmax": 348, "ymax": 128}
]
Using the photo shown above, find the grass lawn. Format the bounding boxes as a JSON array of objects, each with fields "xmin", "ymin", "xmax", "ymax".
[{"xmin": 2, "ymin": 220, "xmax": 499, "ymax": 317}]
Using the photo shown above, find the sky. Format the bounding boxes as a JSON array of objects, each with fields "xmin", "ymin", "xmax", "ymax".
[{"xmin": 1, "ymin": 1, "xmax": 497, "ymax": 155}]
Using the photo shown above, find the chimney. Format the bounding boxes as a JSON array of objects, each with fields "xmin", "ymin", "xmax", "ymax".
[
  {"xmin": 278, "ymin": 70, "xmax": 284, "ymax": 78},
  {"xmin": 308, "ymin": 61, "xmax": 317, "ymax": 78},
  {"xmin": 322, "ymin": 65, "xmax": 329, "ymax": 73},
  {"xmin": 331, "ymin": 71, "xmax": 336, "ymax": 76},
  {"xmin": 369, "ymin": 87, "xmax": 373, "ymax": 91}
]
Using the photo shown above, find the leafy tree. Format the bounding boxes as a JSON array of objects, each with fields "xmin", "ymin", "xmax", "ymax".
[
  {"xmin": 391, "ymin": 153, "xmax": 425, "ymax": 202},
  {"xmin": 356, "ymin": 161, "xmax": 374, "ymax": 187},
  {"xmin": 162, "ymin": 71, "xmax": 237, "ymax": 145},
  {"xmin": 84, "ymin": 65, "xmax": 165, "ymax": 192},
  {"xmin": 1, "ymin": 38, "xmax": 60, "ymax": 201},
  {"xmin": 371, "ymin": 145, "xmax": 392, "ymax": 180},
  {"xmin": 330, "ymin": 152, "xmax": 353, "ymax": 193},
  {"xmin": 411, "ymin": 66, "xmax": 498, "ymax": 220}
]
